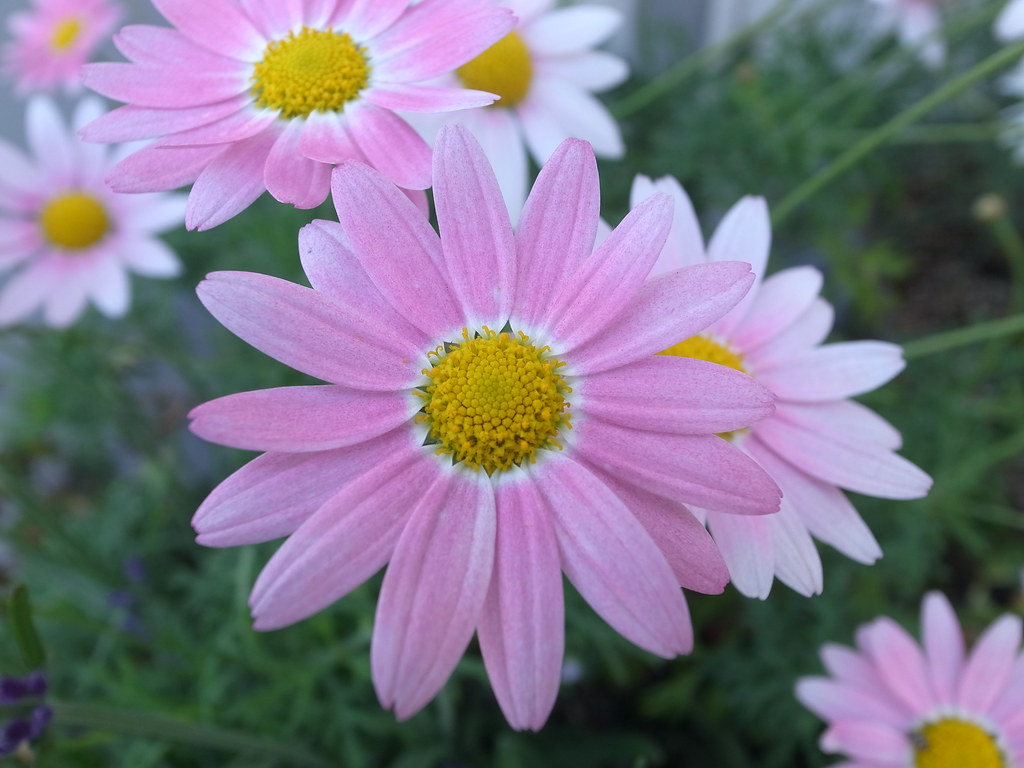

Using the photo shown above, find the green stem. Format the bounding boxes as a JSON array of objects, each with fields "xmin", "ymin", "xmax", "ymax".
[
  {"xmin": 772, "ymin": 37, "xmax": 1024, "ymax": 225},
  {"xmin": 50, "ymin": 702, "xmax": 335, "ymax": 768},
  {"xmin": 902, "ymin": 313, "xmax": 1024, "ymax": 360},
  {"xmin": 612, "ymin": 0, "xmax": 800, "ymax": 119},
  {"xmin": 828, "ymin": 123, "xmax": 1005, "ymax": 145}
]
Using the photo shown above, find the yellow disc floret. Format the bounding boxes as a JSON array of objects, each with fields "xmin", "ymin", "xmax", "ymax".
[
  {"xmin": 39, "ymin": 192, "xmax": 110, "ymax": 251},
  {"xmin": 913, "ymin": 718, "xmax": 1006, "ymax": 768},
  {"xmin": 456, "ymin": 32, "xmax": 533, "ymax": 107},
  {"xmin": 417, "ymin": 327, "xmax": 571, "ymax": 473},
  {"xmin": 658, "ymin": 334, "xmax": 747, "ymax": 373},
  {"xmin": 50, "ymin": 17, "xmax": 82, "ymax": 51},
  {"xmin": 250, "ymin": 26, "xmax": 371, "ymax": 119}
]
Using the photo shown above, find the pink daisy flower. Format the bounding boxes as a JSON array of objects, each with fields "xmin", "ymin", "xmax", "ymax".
[
  {"xmin": 797, "ymin": 592, "xmax": 1024, "ymax": 767},
  {"xmin": 630, "ymin": 176, "xmax": 932, "ymax": 598},
  {"xmin": 0, "ymin": 96, "xmax": 185, "ymax": 328},
  {"xmin": 2, "ymin": 0, "xmax": 121, "ymax": 95},
  {"xmin": 188, "ymin": 126, "xmax": 782, "ymax": 729},
  {"xmin": 411, "ymin": 0, "xmax": 628, "ymax": 221},
  {"xmin": 868, "ymin": 0, "xmax": 946, "ymax": 69},
  {"xmin": 80, "ymin": 0, "xmax": 515, "ymax": 230}
]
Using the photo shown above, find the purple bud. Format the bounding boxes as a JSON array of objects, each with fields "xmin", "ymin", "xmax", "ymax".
[
  {"xmin": 29, "ymin": 705, "xmax": 52, "ymax": 740},
  {"xmin": 0, "ymin": 718, "xmax": 31, "ymax": 754},
  {"xmin": 123, "ymin": 556, "xmax": 146, "ymax": 584},
  {"xmin": 0, "ymin": 677, "xmax": 28, "ymax": 704},
  {"xmin": 25, "ymin": 671, "xmax": 47, "ymax": 698}
]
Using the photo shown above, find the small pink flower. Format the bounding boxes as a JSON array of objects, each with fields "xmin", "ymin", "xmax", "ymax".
[
  {"xmin": 869, "ymin": 0, "xmax": 946, "ymax": 69},
  {"xmin": 188, "ymin": 126, "xmax": 782, "ymax": 729},
  {"xmin": 80, "ymin": 0, "xmax": 515, "ymax": 230},
  {"xmin": 797, "ymin": 592, "xmax": 1024, "ymax": 767},
  {"xmin": 2, "ymin": 0, "xmax": 120, "ymax": 95},
  {"xmin": 0, "ymin": 97, "xmax": 184, "ymax": 328},
  {"xmin": 631, "ymin": 176, "xmax": 932, "ymax": 598}
]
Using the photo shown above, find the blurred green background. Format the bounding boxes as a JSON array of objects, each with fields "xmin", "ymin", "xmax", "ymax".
[{"xmin": 1, "ymin": 0, "xmax": 1023, "ymax": 765}]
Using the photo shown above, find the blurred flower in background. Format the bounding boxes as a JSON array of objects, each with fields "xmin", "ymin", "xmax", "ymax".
[
  {"xmin": 797, "ymin": 592, "xmax": 1023, "ymax": 767},
  {"xmin": 0, "ymin": 671, "xmax": 51, "ymax": 761},
  {"xmin": 631, "ymin": 175, "xmax": 932, "ymax": 599},
  {"xmin": 2, "ymin": 0, "xmax": 120, "ymax": 94},
  {"xmin": 0, "ymin": 96, "xmax": 184, "ymax": 328},
  {"xmin": 868, "ymin": 0, "xmax": 946, "ymax": 69},
  {"xmin": 412, "ymin": 0, "xmax": 628, "ymax": 220},
  {"xmin": 80, "ymin": 0, "xmax": 514, "ymax": 230},
  {"xmin": 996, "ymin": 0, "xmax": 1024, "ymax": 40}
]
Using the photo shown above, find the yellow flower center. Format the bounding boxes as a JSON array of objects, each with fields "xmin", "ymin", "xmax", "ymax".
[
  {"xmin": 658, "ymin": 334, "xmax": 747, "ymax": 373},
  {"xmin": 417, "ymin": 327, "xmax": 572, "ymax": 473},
  {"xmin": 250, "ymin": 26, "xmax": 371, "ymax": 119},
  {"xmin": 913, "ymin": 718, "xmax": 1006, "ymax": 768},
  {"xmin": 50, "ymin": 17, "xmax": 82, "ymax": 51},
  {"xmin": 456, "ymin": 32, "xmax": 533, "ymax": 107},
  {"xmin": 39, "ymin": 192, "xmax": 110, "ymax": 251}
]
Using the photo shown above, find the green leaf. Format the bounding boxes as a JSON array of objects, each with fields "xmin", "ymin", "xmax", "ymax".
[{"xmin": 8, "ymin": 584, "xmax": 46, "ymax": 670}]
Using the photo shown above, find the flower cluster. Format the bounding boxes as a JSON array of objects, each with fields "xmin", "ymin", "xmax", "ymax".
[{"xmin": 0, "ymin": 672, "xmax": 51, "ymax": 759}]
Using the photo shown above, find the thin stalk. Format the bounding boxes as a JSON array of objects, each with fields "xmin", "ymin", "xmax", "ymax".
[
  {"xmin": 828, "ymin": 123, "xmax": 1005, "ymax": 145},
  {"xmin": 773, "ymin": 37, "xmax": 1024, "ymax": 225},
  {"xmin": 902, "ymin": 313, "xmax": 1024, "ymax": 360},
  {"xmin": 50, "ymin": 701, "xmax": 335, "ymax": 768}
]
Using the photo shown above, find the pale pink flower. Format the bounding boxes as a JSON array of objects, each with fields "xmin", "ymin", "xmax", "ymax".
[
  {"xmin": 0, "ymin": 97, "xmax": 184, "ymax": 328},
  {"xmin": 2, "ymin": 0, "xmax": 120, "ymax": 95},
  {"xmin": 410, "ymin": 0, "xmax": 627, "ymax": 221},
  {"xmin": 189, "ymin": 126, "xmax": 782, "ymax": 729},
  {"xmin": 996, "ymin": 0, "xmax": 1024, "ymax": 41},
  {"xmin": 869, "ymin": 0, "xmax": 946, "ymax": 69},
  {"xmin": 797, "ymin": 592, "xmax": 1024, "ymax": 767},
  {"xmin": 80, "ymin": 0, "xmax": 515, "ymax": 230},
  {"xmin": 631, "ymin": 176, "xmax": 932, "ymax": 599}
]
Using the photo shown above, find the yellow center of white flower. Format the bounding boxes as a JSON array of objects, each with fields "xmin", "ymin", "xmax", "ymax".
[
  {"xmin": 417, "ymin": 327, "xmax": 572, "ymax": 473},
  {"xmin": 659, "ymin": 334, "xmax": 748, "ymax": 440},
  {"xmin": 250, "ymin": 26, "xmax": 371, "ymax": 119},
  {"xmin": 39, "ymin": 192, "xmax": 110, "ymax": 251},
  {"xmin": 913, "ymin": 718, "xmax": 1006, "ymax": 768},
  {"xmin": 456, "ymin": 32, "xmax": 533, "ymax": 107},
  {"xmin": 50, "ymin": 17, "xmax": 82, "ymax": 51}
]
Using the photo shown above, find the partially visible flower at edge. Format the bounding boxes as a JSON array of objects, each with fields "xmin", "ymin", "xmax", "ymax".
[
  {"xmin": 796, "ymin": 592, "xmax": 1024, "ymax": 767},
  {"xmin": 188, "ymin": 125, "xmax": 782, "ymax": 730},
  {"xmin": 996, "ymin": 0, "xmax": 1024, "ymax": 41},
  {"xmin": 408, "ymin": 0, "xmax": 628, "ymax": 222},
  {"xmin": 0, "ymin": 96, "xmax": 185, "ymax": 328},
  {"xmin": 2, "ymin": 0, "xmax": 121, "ymax": 95},
  {"xmin": 868, "ymin": 0, "xmax": 946, "ymax": 70},
  {"xmin": 0, "ymin": 670, "xmax": 52, "ymax": 759},
  {"xmin": 631, "ymin": 175, "xmax": 932, "ymax": 599},
  {"xmin": 80, "ymin": 0, "xmax": 515, "ymax": 230}
]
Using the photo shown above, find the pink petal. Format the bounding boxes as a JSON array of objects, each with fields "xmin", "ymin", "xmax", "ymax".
[
  {"xmin": 796, "ymin": 677, "xmax": 910, "ymax": 726},
  {"xmin": 113, "ymin": 24, "xmax": 245, "ymax": 69},
  {"xmin": 432, "ymin": 124, "xmax": 515, "ymax": 323},
  {"xmin": 107, "ymin": 144, "xmax": 225, "ymax": 194},
  {"xmin": 773, "ymin": 400, "xmax": 903, "ymax": 451},
  {"xmin": 729, "ymin": 266, "xmax": 823, "ymax": 351},
  {"xmin": 152, "ymin": 0, "xmax": 264, "ymax": 60},
  {"xmin": 0, "ymin": 261, "xmax": 53, "ymax": 326},
  {"xmin": 605, "ymin": 478, "xmax": 729, "ymax": 594},
  {"xmin": 186, "ymin": 129, "xmax": 279, "ymax": 230},
  {"xmin": 464, "ymin": 107, "xmax": 528, "ymax": 224},
  {"xmin": 862, "ymin": 617, "xmax": 936, "ymax": 713},
  {"xmin": 513, "ymin": 138, "xmax": 599, "ymax": 328},
  {"xmin": 820, "ymin": 643, "xmax": 890, "ymax": 698},
  {"xmin": 706, "ymin": 510, "xmax": 776, "ymax": 599},
  {"xmin": 756, "ymin": 341, "xmax": 906, "ymax": 401},
  {"xmin": 346, "ymin": 102, "xmax": 432, "ymax": 190},
  {"xmin": 330, "ymin": 160, "xmax": 464, "ymax": 337},
  {"xmin": 121, "ymin": 238, "xmax": 182, "ymax": 277},
  {"xmin": 157, "ymin": 109, "xmax": 277, "ymax": 148},
  {"xmin": 26, "ymin": 97, "xmax": 75, "ymax": 178},
  {"xmin": 546, "ymin": 193, "xmax": 672, "ymax": 347},
  {"xmin": 297, "ymin": 220, "xmax": 430, "ymax": 347},
  {"xmin": 239, "ymin": 0, "xmax": 303, "ymax": 38},
  {"xmin": 744, "ymin": 436, "xmax": 882, "ymax": 565},
  {"xmin": 296, "ymin": 111, "xmax": 360, "ymax": 164},
  {"xmin": 371, "ymin": 472, "xmax": 496, "ymax": 720},
  {"xmin": 263, "ymin": 121, "xmax": 331, "ymax": 208},
  {"xmin": 87, "ymin": 258, "xmax": 131, "ymax": 318},
  {"xmin": 189, "ymin": 385, "xmax": 414, "ymax": 452},
  {"xmin": 921, "ymin": 591, "xmax": 964, "ymax": 704},
  {"xmin": 577, "ymin": 419, "xmax": 781, "ymax": 515},
  {"xmin": 478, "ymin": 474, "xmax": 564, "ymax": 731},
  {"xmin": 704, "ymin": 196, "xmax": 771, "ymax": 338},
  {"xmin": 992, "ymin": 655, "xmax": 1024, "ymax": 722},
  {"xmin": 197, "ymin": 271, "xmax": 422, "ymax": 390},
  {"xmin": 335, "ymin": 0, "xmax": 406, "ymax": 40},
  {"xmin": 540, "ymin": 456, "xmax": 692, "ymax": 657},
  {"xmin": 192, "ymin": 429, "xmax": 415, "ymax": 546},
  {"xmin": 751, "ymin": 297, "xmax": 834, "ymax": 361},
  {"xmin": 566, "ymin": 261, "xmax": 754, "ymax": 375},
  {"xmin": 820, "ymin": 721, "xmax": 910, "ymax": 762},
  {"xmin": 579, "ymin": 356, "xmax": 773, "ymax": 436},
  {"xmin": 637, "ymin": 175, "xmax": 705, "ymax": 277},
  {"xmin": 249, "ymin": 447, "xmax": 434, "ymax": 630},
  {"xmin": 367, "ymin": 83, "xmax": 497, "ymax": 113},
  {"xmin": 770, "ymin": 501, "xmax": 823, "ymax": 597},
  {"xmin": 82, "ymin": 99, "xmax": 249, "ymax": 143},
  {"xmin": 754, "ymin": 416, "xmax": 932, "ymax": 500},
  {"xmin": 957, "ymin": 613, "xmax": 1023, "ymax": 713},
  {"xmin": 82, "ymin": 62, "xmax": 245, "ymax": 109}
]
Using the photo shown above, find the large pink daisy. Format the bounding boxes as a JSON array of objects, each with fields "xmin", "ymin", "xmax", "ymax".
[
  {"xmin": 188, "ymin": 126, "xmax": 782, "ymax": 729},
  {"xmin": 631, "ymin": 175, "xmax": 932, "ymax": 598},
  {"xmin": 80, "ymin": 0, "xmax": 514, "ymax": 230},
  {"xmin": 0, "ymin": 97, "xmax": 184, "ymax": 328},
  {"xmin": 797, "ymin": 592, "xmax": 1024, "ymax": 767},
  {"xmin": 2, "ymin": 0, "xmax": 121, "ymax": 95}
]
